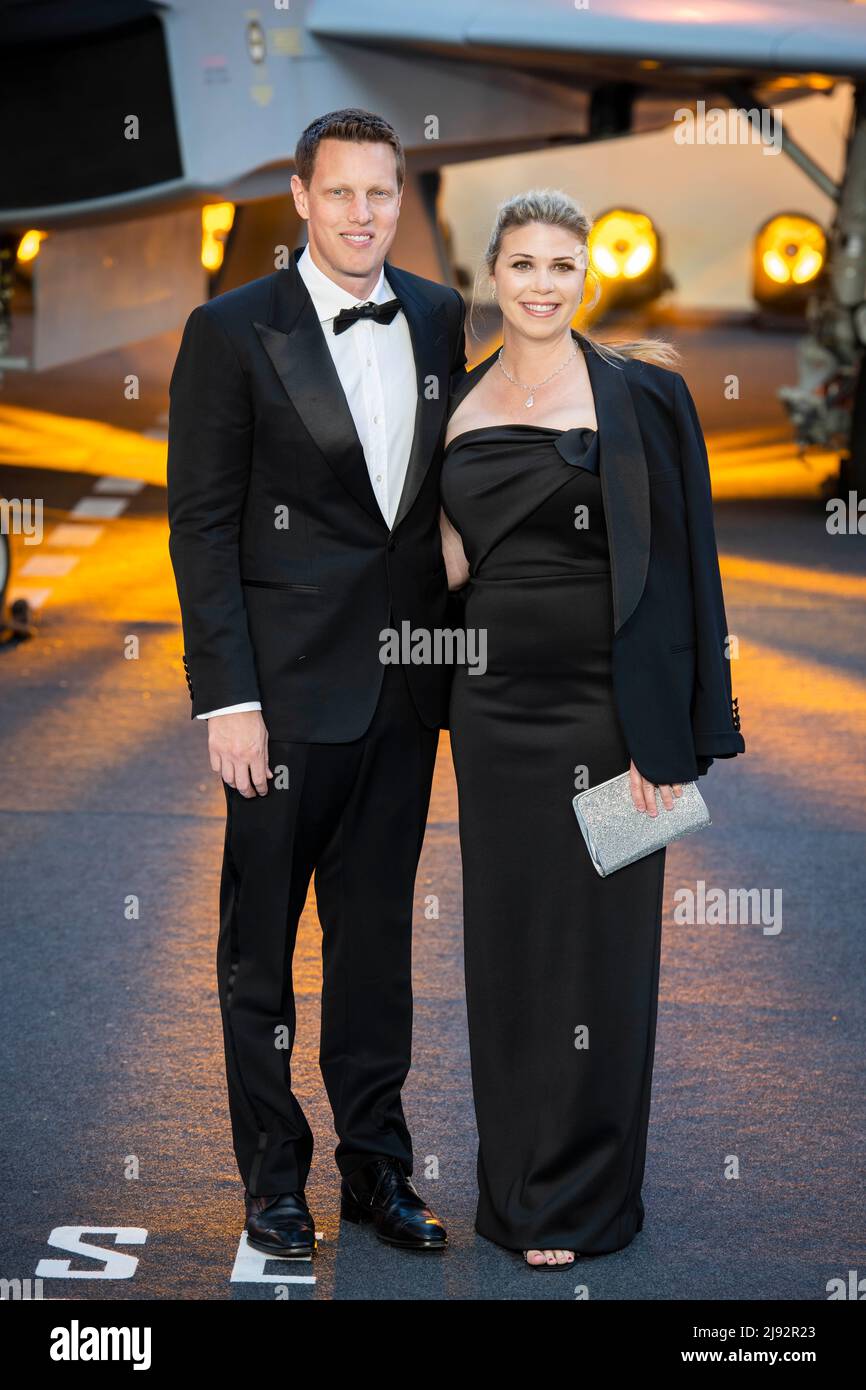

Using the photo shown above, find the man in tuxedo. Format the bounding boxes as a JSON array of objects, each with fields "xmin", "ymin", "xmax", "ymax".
[{"xmin": 167, "ymin": 109, "xmax": 466, "ymax": 1258}]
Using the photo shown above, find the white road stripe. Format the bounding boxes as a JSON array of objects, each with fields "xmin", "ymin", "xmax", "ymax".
[
  {"xmin": 47, "ymin": 524, "xmax": 103, "ymax": 547},
  {"xmin": 70, "ymin": 497, "xmax": 129, "ymax": 519},
  {"xmin": 92, "ymin": 476, "xmax": 146, "ymax": 495},
  {"xmin": 230, "ymin": 1232, "xmax": 317, "ymax": 1284},
  {"xmin": 19, "ymin": 554, "xmax": 79, "ymax": 577}
]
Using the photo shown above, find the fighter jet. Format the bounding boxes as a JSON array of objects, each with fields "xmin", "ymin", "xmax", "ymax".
[{"xmin": 2, "ymin": 0, "xmax": 866, "ymax": 489}]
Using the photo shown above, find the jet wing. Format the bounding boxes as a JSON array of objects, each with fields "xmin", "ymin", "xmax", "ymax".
[
  {"xmin": 3, "ymin": 0, "xmax": 863, "ymax": 230},
  {"xmin": 309, "ymin": 0, "xmax": 866, "ymax": 87}
]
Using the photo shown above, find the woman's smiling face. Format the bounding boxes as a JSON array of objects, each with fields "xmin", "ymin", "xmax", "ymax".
[{"xmin": 492, "ymin": 222, "xmax": 588, "ymax": 338}]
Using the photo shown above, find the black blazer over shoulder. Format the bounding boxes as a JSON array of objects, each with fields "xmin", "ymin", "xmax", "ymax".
[{"xmin": 447, "ymin": 330, "xmax": 745, "ymax": 784}]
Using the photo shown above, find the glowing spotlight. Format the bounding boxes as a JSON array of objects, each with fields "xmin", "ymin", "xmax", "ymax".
[
  {"xmin": 16, "ymin": 230, "xmax": 46, "ymax": 263},
  {"xmin": 754, "ymin": 214, "xmax": 825, "ymax": 309},
  {"xmin": 589, "ymin": 209, "xmax": 659, "ymax": 283},
  {"xmin": 201, "ymin": 203, "xmax": 235, "ymax": 273}
]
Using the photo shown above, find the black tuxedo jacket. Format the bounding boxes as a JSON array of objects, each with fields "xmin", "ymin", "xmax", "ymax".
[
  {"xmin": 447, "ymin": 330, "xmax": 745, "ymax": 785},
  {"xmin": 167, "ymin": 248, "xmax": 467, "ymax": 740}
]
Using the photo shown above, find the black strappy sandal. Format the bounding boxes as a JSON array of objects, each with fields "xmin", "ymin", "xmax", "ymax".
[{"xmin": 522, "ymin": 1249, "xmax": 578, "ymax": 1271}]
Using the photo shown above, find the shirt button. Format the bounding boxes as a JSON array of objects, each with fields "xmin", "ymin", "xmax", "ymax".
[
  {"xmin": 373, "ymin": 415, "xmax": 379, "ymax": 424},
  {"xmin": 376, "ymin": 474, "xmax": 382, "ymax": 482}
]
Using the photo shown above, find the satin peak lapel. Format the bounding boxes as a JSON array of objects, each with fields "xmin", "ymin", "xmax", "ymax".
[
  {"xmin": 387, "ymin": 262, "xmax": 450, "ymax": 530},
  {"xmin": 253, "ymin": 261, "xmax": 386, "ymax": 527},
  {"xmin": 575, "ymin": 330, "xmax": 651, "ymax": 633}
]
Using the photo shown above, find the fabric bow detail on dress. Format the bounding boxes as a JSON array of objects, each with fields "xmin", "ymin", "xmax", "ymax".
[{"xmin": 554, "ymin": 427, "xmax": 599, "ymax": 474}]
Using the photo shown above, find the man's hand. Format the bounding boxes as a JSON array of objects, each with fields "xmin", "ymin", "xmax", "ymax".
[
  {"xmin": 629, "ymin": 759, "xmax": 683, "ymax": 818},
  {"xmin": 208, "ymin": 710, "xmax": 272, "ymax": 797}
]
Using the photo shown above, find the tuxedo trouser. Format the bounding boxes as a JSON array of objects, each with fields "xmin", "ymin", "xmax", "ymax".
[{"xmin": 216, "ymin": 662, "xmax": 439, "ymax": 1196}]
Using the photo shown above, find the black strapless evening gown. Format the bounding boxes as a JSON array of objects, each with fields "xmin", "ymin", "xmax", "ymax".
[{"xmin": 441, "ymin": 423, "xmax": 666, "ymax": 1255}]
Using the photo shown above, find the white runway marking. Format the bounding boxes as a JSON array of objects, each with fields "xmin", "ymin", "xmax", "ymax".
[
  {"xmin": 230, "ymin": 1232, "xmax": 317, "ymax": 1284},
  {"xmin": 70, "ymin": 497, "xmax": 129, "ymax": 519},
  {"xmin": 93, "ymin": 476, "xmax": 146, "ymax": 494},
  {"xmin": 35, "ymin": 1226, "xmax": 147, "ymax": 1280},
  {"xmin": 19, "ymin": 554, "xmax": 79, "ymax": 578},
  {"xmin": 47, "ymin": 524, "xmax": 104, "ymax": 547}
]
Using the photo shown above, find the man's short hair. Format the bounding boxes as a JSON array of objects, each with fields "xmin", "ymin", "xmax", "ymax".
[{"xmin": 294, "ymin": 108, "xmax": 406, "ymax": 190}]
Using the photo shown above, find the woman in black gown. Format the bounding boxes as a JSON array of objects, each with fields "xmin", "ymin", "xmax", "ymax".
[{"xmin": 440, "ymin": 191, "xmax": 744, "ymax": 1268}]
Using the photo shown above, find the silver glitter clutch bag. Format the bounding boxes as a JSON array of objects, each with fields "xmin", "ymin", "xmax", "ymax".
[{"xmin": 573, "ymin": 771, "xmax": 711, "ymax": 877}]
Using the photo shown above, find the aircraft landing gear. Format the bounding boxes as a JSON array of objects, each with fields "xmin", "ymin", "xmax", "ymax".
[{"xmin": 844, "ymin": 349, "xmax": 866, "ymax": 495}]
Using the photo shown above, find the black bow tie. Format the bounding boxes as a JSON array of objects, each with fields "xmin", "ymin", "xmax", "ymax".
[{"xmin": 332, "ymin": 298, "xmax": 402, "ymax": 335}]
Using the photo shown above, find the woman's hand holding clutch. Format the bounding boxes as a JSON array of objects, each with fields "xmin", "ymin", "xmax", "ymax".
[{"xmin": 628, "ymin": 759, "xmax": 683, "ymax": 817}]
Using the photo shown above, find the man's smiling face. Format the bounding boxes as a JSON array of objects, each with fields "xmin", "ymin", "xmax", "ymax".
[{"xmin": 291, "ymin": 138, "xmax": 403, "ymax": 296}]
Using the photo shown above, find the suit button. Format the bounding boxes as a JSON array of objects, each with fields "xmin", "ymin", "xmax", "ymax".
[{"xmin": 387, "ymin": 540, "xmax": 397, "ymax": 552}]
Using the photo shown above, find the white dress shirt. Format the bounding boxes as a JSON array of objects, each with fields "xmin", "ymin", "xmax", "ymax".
[{"xmin": 198, "ymin": 244, "xmax": 418, "ymax": 719}]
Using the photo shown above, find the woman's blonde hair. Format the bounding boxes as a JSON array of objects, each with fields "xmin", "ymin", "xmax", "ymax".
[{"xmin": 472, "ymin": 188, "xmax": 680, "ymax": 370}]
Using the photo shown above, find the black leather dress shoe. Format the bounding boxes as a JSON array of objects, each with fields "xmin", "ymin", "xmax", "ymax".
[
  {"xmin": 244, "ymin": 1190, "xmax": 316, "ymax": 1259},
  {"xmin": 340, "ymin": 1158, "xmax": 447, "ymax": 1250}
]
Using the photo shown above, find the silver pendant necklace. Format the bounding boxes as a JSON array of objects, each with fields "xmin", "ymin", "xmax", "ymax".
[{"xmin": 497, "ymin": 342, "xmax": 578, "ymax": 408}]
